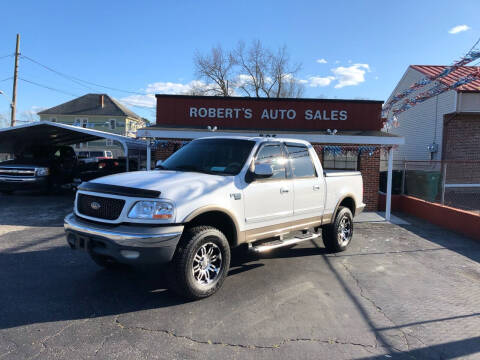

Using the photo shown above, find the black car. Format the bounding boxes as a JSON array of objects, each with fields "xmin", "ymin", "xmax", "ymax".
[
  {"xmin": 0, "ymin": 145, "xmax": 77, "ymax": 194},
  {"xmin": 74, "ymin": 157, "xmax": 138, "ymax": 183}
]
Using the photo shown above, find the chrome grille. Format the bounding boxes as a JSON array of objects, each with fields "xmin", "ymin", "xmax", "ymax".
[{"xmin": 0, "ymin": 168, "xmax": 36, "ymax": 177}]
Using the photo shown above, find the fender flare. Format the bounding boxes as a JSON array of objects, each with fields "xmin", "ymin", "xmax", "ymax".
[
  {"xmin": 183, "ymin": 205, "xmax": 243, "ymax": 246},
  {"xmin": 332, "ymin": 194, "xmax": 357, "ymax": 222}
]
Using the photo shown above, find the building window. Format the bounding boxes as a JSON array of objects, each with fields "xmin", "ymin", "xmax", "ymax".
[
  {"xmin": 50, "ymin": 117, "xmax": 57, "ymax": 122},
  {"xmin": 74, "ymin": 118, "xmax": 88, "ymax": 128},
  {"xmin": 106, "ymin": 139, "xmax": 113, "ymax": 146},
  {"xmin": 109, "ymin": 119, "xmax": 116, "ymax": 130},
  {"xmin": 323, "ymin": 149, "xmax": 358, "ymax": 170}
]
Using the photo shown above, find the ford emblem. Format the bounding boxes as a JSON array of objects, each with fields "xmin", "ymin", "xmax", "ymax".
[{"xmin": 90, "ymin": 201, "xmax": 101, "ymax": 210}]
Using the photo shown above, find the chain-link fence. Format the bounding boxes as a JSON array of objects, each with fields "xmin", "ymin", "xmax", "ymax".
[{"xmin": 380, "ymin": 160, "xmax": 480, "ymax": 215}]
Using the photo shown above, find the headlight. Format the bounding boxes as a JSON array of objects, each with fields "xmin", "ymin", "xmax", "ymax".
[
  {"xmin": 128, "ymin": 201, "xmax": 174, "ymax": 220},
  {"xmin": 36, "ymin": 167, "xmax": 50, "ymax": 176}
]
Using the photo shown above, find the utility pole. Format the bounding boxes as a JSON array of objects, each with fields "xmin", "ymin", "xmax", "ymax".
[{"xmin": 11, "ymin": 34, "xmax": 20, "ymax": 127}]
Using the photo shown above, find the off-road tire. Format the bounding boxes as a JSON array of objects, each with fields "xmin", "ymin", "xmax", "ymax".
[
  {"xmin": 169, "ymin": 226, "xmax": 231, "ymax": 300},
  {"xmin": 322, "ymin": 206, "xmax": 354, "ymax": 253}
]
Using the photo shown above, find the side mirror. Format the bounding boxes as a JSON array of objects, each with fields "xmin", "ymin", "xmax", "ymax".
[
  {"xmin": 155, "ymin": 160, "xmax": 163, "ymax": 169},
  {"xmin": 253, "ymin": 163, "xmax": 274, "ymax": 179}
]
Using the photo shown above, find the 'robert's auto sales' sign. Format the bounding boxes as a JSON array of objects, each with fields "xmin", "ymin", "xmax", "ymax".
[{"xmin": 156, "ymin": 95, "xmax": 383, "ymax": 131}]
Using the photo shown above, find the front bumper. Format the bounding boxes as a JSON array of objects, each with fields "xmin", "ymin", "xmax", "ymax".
[
  {"xmin": 0, "ymin": 176, "xmax": 48, "ymax": 191},
  {"xmin": 64, "ymin": 213, "xmax": 183, "ymax": 265}
]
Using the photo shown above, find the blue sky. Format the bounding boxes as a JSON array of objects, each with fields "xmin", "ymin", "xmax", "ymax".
[{"xmin": 0, "ymin": 0, "xmax": 479, "ymax": 124}]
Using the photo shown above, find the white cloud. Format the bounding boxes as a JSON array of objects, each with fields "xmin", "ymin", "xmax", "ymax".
[
  {"xmin": 307, "ymin": 76, "xmax": 335, "ymax": 87},
  {"xmin": 316, "ymin": 58, "xmax": 327, "ymax": 64},
  {"xmin": 331, "ymin": 63, "xmax": 370, "ymax": 88},
  {"xmin": 448, "ymin": 25, "xmax": 470, "ymax": 34},
  {"xmin": 121, "ymin": 80, "xmax": 213, "ymax": 108}
]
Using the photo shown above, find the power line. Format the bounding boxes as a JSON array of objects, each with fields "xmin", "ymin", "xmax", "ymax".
[
  {"xmin": 20, "ymin": 55, "xmax": 99, "ymax": 92},
  {"xmin": 0, "ymin": 54, "xmax": 13, "ymax": 60},
  {"xmin": 21, "ymin": 54, "xmax": 146, "ymax": 95},
  {"xmin": 19, "ymin": 77, "xmax": 79, "ymax": 97},
  {"xmin": 0, "ymin": 76, "xmax": 12, "ymax": 82}
]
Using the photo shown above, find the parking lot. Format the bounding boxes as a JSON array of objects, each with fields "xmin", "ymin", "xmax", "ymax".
[{"xmin": 1, "ymin": 193, "xmax": 479, "ymax": 360}]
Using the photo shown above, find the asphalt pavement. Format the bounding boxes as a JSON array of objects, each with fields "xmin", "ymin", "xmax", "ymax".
[{"xmin": 1, "ymin": 193, "xmax": 480, "ymax": 359}]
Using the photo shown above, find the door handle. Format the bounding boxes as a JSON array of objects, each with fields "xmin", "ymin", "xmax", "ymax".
[
  {"xmin": 280, "ymin": 187, "xmax": 290, "ymax": 194},
  {"xmin": 313, "ymin": 185, "xmax": 321, "ymax": 191}
]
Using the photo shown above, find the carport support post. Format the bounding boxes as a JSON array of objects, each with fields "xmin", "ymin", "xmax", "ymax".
[
  {"xmin": 146, "ymin": 142, "xmax": 151, "ymax": 171},
  {"xmin": 121, "ymin": 142, "xmax": 129, "ymax": 172},
  {"xmin": 385, "ymin": 147, "xmax": 393, "ymax": 221}
]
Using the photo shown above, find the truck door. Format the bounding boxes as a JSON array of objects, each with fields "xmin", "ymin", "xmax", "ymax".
[
  {"xmin": 285, "ymin": 143, "xmax": 324, "ymax": 218},
  {"xmin": 243, "ymin": 143, "xmax": 294, "ymax": 225}
]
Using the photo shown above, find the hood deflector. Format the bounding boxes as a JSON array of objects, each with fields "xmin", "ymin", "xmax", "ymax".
[{"xmin": 78, "ymin": 182, "xmax": 161, "ymax": 198}]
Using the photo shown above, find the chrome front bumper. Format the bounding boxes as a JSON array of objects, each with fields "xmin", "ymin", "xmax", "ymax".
[
  {"xmin": 64, "ymin": 213, "xmax": 184, "ymax": 264},
  {"xmin": 64, "ymin": 213, "xmax": 183, "ymax": 248}
]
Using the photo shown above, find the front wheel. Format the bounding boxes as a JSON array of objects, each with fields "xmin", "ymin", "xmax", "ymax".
[
  {"xmin": 170, "ymin": 226, "xmax": 231, "ymax": 299},
  {"xmin": 322, "ymin": 206, "xmax": 354, "ymax": 252}
]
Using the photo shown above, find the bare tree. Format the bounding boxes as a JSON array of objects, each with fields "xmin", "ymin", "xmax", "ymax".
[
  {"xmin": 193, "ymin": 40, "xmax": 304, "ymax": 98},
  {"xmin": 232, "ymin": 40, "xmax": 271, "ymax": 97},
  {"xmin": 193, "ymin": 45, "xmax": 235, "ymax": 96},
  {"xmin": 266, "ymin": 45, "xmax": 304, "ymax": 98}
]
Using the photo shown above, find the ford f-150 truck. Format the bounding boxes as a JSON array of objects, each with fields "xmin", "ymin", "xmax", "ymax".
[{"xmin": 64, "ymin": 137, "xmax": 365, "ymax": 299}]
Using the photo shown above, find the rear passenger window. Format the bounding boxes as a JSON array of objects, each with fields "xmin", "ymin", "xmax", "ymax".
[
  {"xmin": 286, "ymin": 144, "xmax": 316, "ymax": 178},
  {"xmin": 255, "ymin": 144, "xmax": 287, "ymax": 180}
]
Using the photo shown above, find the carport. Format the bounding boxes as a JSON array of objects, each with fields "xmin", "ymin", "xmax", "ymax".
[{"xmin": 0, "ymin": 121, "xmax": 148, "ymax": 171}]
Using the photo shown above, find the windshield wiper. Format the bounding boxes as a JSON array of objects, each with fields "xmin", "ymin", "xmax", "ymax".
[{"xmin": 171, "ymin": 165, "xmax": 206, "ymax": 173}]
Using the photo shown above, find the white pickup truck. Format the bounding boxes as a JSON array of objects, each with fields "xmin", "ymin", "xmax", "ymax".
[{"xmin": 64, "ymin": 136, "xmax": 365, "ymax": 299}]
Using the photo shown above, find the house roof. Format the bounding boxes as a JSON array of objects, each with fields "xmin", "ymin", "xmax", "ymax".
[
  {"xmin": 38, "ymin": 93, "xmax": 142, "ymax": 120},
  {"xmin": 411, "ymin": 65, "xmax": 480, "ymax": 92}
]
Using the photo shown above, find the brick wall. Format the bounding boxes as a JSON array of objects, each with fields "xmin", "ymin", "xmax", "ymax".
[
  {"xmin": 153, "ymin": 139, "xmax": 191, "ymax": 161},
  {"xmin": 358, "ymin": 150, "xmax": 380, "ymax": 211},
  {"xmin": 443, "ymin": 115, "xmax": 480, "ymax": 184},
  {"xmin": 155, "ymin": 139, "xmax": 382, "ymax": 212},
  {"xmin": 444, "ymin": 115, "xmax": 480, "ymax": 161}
]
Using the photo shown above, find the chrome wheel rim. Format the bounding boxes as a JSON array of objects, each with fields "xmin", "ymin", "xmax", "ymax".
[
  {"xmin": 338, "ymin": 216, "xmax": 352, "ymax": 246},
  {"xmin": 192, "ymin": 242, "xmax": 222, "ymax": 285}
]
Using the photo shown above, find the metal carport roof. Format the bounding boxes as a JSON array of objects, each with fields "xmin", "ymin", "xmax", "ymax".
[{"xmin": 0, "ymin": 121, "xmax": 148, "ymax": 170}]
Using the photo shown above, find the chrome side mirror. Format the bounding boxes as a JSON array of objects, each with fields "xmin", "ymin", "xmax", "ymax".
[{"xmin": 254, "ymin": 163, "xmax": 274, "ymax": 179}]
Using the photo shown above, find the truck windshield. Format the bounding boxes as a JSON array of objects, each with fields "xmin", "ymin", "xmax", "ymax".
[{"xmin": 161, "ymin": 139, "xmax": 255, "ymax": 175}]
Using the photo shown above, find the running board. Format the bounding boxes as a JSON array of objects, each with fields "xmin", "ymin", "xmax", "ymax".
[{"xmin": 249, "ymin": 233, "xmax": 321, "ymax": 253}]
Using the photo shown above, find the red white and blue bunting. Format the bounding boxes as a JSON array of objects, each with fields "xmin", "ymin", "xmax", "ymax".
[{"xmin": 383, "ymin": 43, "xmax": 480, "ymax": 125}]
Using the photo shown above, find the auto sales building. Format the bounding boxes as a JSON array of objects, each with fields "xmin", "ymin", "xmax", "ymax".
[{"xmin": 137, "ymin": 95, "xmax": 404, "ymax": 213}]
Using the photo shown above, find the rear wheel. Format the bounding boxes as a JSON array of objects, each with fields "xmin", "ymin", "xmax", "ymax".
[
  {"xmin": 169, "ymin": 226, "xmax": 231, "ymax": 299},
  {"xmin": 322, "ymin": 206, "xmax": 353, "ymax": 252}
]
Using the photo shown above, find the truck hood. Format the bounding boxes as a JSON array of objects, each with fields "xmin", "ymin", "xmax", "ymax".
[
  {"xmin": 90, "ymin": 170, "xmax": 233, "ymax": 200},
  {"xmin": 0, "ymin": 161, "xmax": 49, "ymax": 168}
]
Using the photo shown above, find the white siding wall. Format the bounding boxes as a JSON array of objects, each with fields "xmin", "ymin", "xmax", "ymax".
[
  {"xmin": 385, "ymin": 68, "xmax": 456, "ymax": 160},
  {"xmin": 457, "ymin": 92, "xmax": 480, "ymax": 112}
]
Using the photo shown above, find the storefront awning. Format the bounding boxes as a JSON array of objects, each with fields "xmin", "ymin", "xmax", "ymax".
[{"xmin": 137, "ymin": 126, "xmax": 405, "ymax": 146}]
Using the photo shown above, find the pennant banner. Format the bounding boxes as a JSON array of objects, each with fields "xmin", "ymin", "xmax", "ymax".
[{"xmin": 382, "ymin": 47, "xmax": 480, "ymax": 120}]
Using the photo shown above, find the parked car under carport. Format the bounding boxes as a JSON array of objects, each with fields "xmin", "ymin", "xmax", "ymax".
[{"xmin": 0, "ymin": 121, "xmax": 148, "ymax": 193}]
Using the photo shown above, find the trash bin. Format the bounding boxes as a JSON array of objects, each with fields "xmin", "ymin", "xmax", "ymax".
[
  {"xmin": 424, "ymin": 171, "xmax": 441, "ymax": 202},
  {"xmin": 405, "ymin": 170, "xmax": 440, "ymax": 202},
  {"xmin": 379, "ymin": 170, "xmax": 404, "ymax": 194}
]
